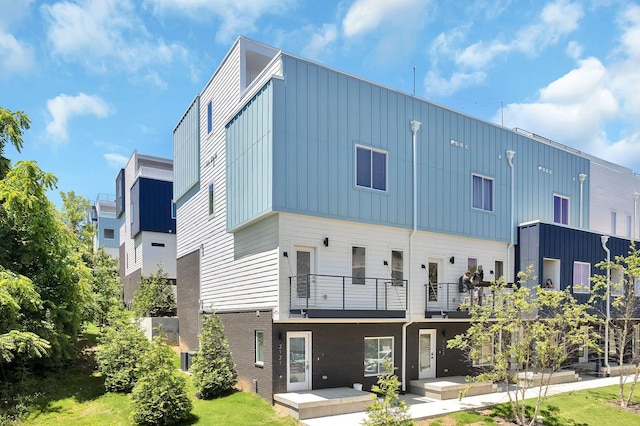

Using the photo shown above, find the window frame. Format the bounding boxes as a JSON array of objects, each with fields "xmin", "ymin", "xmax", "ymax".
[
  {"xmin": 611, "ymin": 211, "xmax": 617, "ymax": 235},
  {"xmin": 103, "ymin": 228, "xmax": 115, "ymax": 240},
  {"xmin": 208, "ymin": 183, "xmax": 215, "ymax": 216},
  {"xmin": 364, "ymin": 336, "xmax": 394, "ymax": 377},
  {"xmin": 207, "ymin": 100, "xmax": 213, "ymax": 133},
  {"xmin": 355, "ymin": 145, "xmax": 388, "ymax": 192},
  {"xmin": 255, "ymin": 330, "xmax": 264, "ymax": 366},
  {"xmin": 572, "ymin": 261, "xmax": 591, "ymax": 294},
  {"xmin": 473, "ymin": 337, "xmax": 494, "ymax": 367},
  {"xmin": 352, "ymin": 246, "xmax": 366, "ymax": 285},
  {"xmin": 171, "ymin": 200, "xmax": 177, "ymax": 219},
  {"xmin": 391, "ymin": 250, "xmax": 403, "ymax": 285},
  {"xmin": 553, "ymin": 194, "xmax": 570, "ymax": 225},
  {"xmin": 472, "ymin": 174, "xmax": 494, "ymax": 212}
]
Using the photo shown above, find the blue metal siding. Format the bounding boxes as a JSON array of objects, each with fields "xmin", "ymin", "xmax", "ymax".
[
  {"xmin": 173, "ymin": 96, "xmax": 200, "ymax": 201},
  {"xmin": 97, "ymin": 216, "xmax": 120, "ymax": 248},
  {"xmin": 518, "ymin": 222, "xmax": 632, "ymax": 303},
  {"xmin": 226, "ymin": 82, "xmax": 273, "ymax": 230},
  {"xmin": 131, "ymin": 177, "xmax": 176, "ymax": 237}
]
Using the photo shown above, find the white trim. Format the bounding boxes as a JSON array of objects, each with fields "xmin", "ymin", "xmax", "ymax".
[
  {"xmin": 364, "ymin": 336, "xmax": 394, "ymax": 377},
  {"xmin": 354, "ymin": 144, "xmax": 388, "ymax": 192}
]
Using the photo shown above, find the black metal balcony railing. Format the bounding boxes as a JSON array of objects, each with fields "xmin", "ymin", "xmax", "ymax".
[
  {"xmin": 424, "ymin": 282, "xmax": 514, "ymax": 315},
  {"xmin": 289, "ymin": 274, "xmax": 407, "ymax": 318}
]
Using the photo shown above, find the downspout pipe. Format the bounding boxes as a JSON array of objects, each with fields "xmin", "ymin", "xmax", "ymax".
[
  {"xmin": 601, "ymin": 235, "xmax": 611, "ymax": 376},
  {"xmin": 403, "ymin": 120, "xmax": 421, "ymax": 393},
  {"xmin": 579, "ymin": 174, "xmax": 587, "ymax": 228},
  {"xmin": 506, "ymin": 150, "xmax": 516, "ymax": 281}
]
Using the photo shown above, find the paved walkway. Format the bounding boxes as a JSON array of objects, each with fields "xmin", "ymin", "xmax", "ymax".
[{"xmin": 301, "ymin": 375, "xmax": 628, "ymax": 426}]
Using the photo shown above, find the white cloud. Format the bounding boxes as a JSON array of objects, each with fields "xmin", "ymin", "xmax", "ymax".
[
  {"xmin": 46, "ymin": 93, "xmax": 112, "ymax": 142},
  {"xmin": 342, "ymin": 0, "xmax": 429, "ymax": 38},
  {"xmin": 104, "ymin": 152, "xmax": 129, "ymax": 168},
  {"xmin": 0, "ymin": 30, "xmax": 34, "ymax": 76},
  {"xmin": 303, "ymin": 24, "xmax": 337, "ymax": 60},
  {"xmin": 456, "ymin": 0, "xmax": 584, "ymax": 69},
  {"xmin": 425, "ymin": 70, "xmax": 487, "ymax": 96},
  {"xmin": 42, "ymin": 0, "xmax": 187, "ymax": 74},
  {"xmin": 146, "ymin": 0, "xmax": 294, "ymax": 44}
]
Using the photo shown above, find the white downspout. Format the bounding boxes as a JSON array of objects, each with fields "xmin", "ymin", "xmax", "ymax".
[
  {"xmin": 634, "ymin": 193, "xmax": 640, "ymax": 240},
  {"xmin": 506, "ymin": 150, "xmax": 516, "ymax": 281},
  {"xmin": 579, "ymin": 174, "xmax": 587, "ymax": 228},
  {"xmin": 601, "ymin": 235, "xmax": 611, "ymax": 376},
  {"xmin": 403, "ymin": 119, "xmax": 421, "ymax": 393}
]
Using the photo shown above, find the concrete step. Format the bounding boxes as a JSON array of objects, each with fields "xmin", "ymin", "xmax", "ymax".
[
  {"xmin": 274, "ymin": 387, "xmax": 372, "ymax": 420},
  {"xmin": 409, "ymin": 376, "xmax": 500, "ymax": 400}
]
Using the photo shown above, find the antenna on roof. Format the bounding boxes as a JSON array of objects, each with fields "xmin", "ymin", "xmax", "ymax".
[{"xmin": 413, "ymin": 66, "xmax": 416, "ymax": 96}]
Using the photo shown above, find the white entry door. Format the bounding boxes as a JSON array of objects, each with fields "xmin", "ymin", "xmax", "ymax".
[
  {"xmin": 419, "ymin": 329, "xmax": 437, "ymax": 379},
  {"xmin": 287, "ymin": 331, "xmax": 312, "ymax": 391}
]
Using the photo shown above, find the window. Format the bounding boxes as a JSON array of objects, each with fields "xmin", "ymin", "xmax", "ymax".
[
  {"xmin": 468, "ymin": 257, "xmax": 478, "ymax": 274},
  {"xmin": 356, "ymin": 146, "xmax": 387, "ymax": 191},
  {"xmin": 255, "ymin": 330, "xmax": 264, "ymax": 366},
  {"xmin": 554, "ymin": 195, "xmax": 569, "ymax": 225},
  {"xmin": 151, "ymin": 242, "xmax": 165, "ymax": 247},
  {"xmin": 103, "ymin": 228, "xmax": 115, "ymax": 239},
  {"xmin": 428, "ymin": 262, "xmax": 438, "ymax": 301},
  {"xmin": 472, "ymin": 174, "xmax": 493, "ymax": 212},
  {"xmin": 611, "ymin": 211, "xmax": 617, "ymax": 235},
  {"xmin": 494, "ymin": 261, "xmax": 504, "ymax": 281},
  {"xmin": 364, "ymin": 337, "xmax": 393, "ymax": 376},
  {"xmin": 171, "ymin": 200, "xmax": 176, "ymax": 219},
  {"xmin": 207, "ymin": 101, "xmax": 212, "ymax": 133},
  {"xmin": 573, "ymin": 261, "xmax": 590, "ymax": 294},
  {"xmin": 391, "ymin": 250, "xmax": 403, "ymax": 285},
  {"xmin": 352, "ymin": 246, "xmax": 366, "ymax": 284},
  {"xmin": 633, "ymin": 325, "xmax": 640, "ymax": 360},
  {"xmin": 208, "ymin": 184, "xmax": 214, "ymax": 216},
  {"xmin": 130, "ymin": 201, "xmax": 134, "ymax": 225},
  {"xmin": 611, "ymin": 268, "xmax": 624, "ymax": 297},
  {"xmin": 627, "ymin": 215, "xmax": 632, "ymax": 238}
]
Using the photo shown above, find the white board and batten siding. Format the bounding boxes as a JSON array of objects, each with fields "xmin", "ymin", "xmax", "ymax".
[{"xmin": 277, "ymin": 212, "xmax": 509, "ymax": 321}]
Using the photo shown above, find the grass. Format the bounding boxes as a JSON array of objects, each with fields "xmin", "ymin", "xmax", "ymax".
[
  {"xmin": 420, "ymin": 383, "xmax": 640, "ymax": 425},
  {"xmin": 10, "ymin": 326, "xmax": 297, "ymax": 426}
]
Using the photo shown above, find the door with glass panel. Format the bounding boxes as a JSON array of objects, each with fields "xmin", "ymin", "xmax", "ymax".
[
  {"xmin": 287, "ymin": 331, "xmax": 311, "ymax": 391},
  {"xmin": 419, "ymin": 329, "xmax": 437, "ymax": 379}
]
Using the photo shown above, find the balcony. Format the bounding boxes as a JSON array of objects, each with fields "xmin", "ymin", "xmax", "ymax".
[
  {"xmin": 424, "ymin": 282, "xmax": 514, "ymax": 319},
  {"xmin": 289, "ymin": 274, "xmax": 407, "ymax": 319}
]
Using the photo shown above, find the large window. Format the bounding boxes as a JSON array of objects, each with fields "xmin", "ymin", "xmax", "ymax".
[
  {"xmin": 255, "ymin": 330, "xmax": 264, "ymax": 366},
  {"xmin": 472, "ymin": 174, "xmax": 493, "ymax": 212},
  {"xmin": 352, "ymin": 246, "xmax": 366, "ymax": 285},
  {"xmin": 364, "ymin": 337, "xmax": 393, "ymax": 376},
  {"xmin": 473, "ymin": 337, "xmax": 494, "ymax": 366},
  {"xmin": 356, "ymin": 146, "xmax": 387, "ymax": 191},
  {"xmin": 391, "ymin": 250, "xmax": 403, "ymax": 285},
  {"xmin": 207, "ymin": 100, "xmax": 213, "ymax": 133},
  {"xmin": 554, "ymin": 195, "xmax": 569, "ymax": 225},
  {"xmin": 573, "ymin": 261, "xmax": 590, "ymax": 294}
]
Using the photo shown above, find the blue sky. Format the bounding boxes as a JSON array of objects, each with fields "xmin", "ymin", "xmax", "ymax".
[{"xmin": 2, "ymin": 0, "xmax": 640, "ymax": 207}]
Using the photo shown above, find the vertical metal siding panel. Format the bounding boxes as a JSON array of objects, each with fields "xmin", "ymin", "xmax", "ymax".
[
  {"xmin": 337, "ymin": 73, "xmax": 350, "ymax": 218},
  {"xmin": 272, "ymin": 80, "xmax": 286, "ymax": 211},
  {"xmin": 286, "ymin": 62, "xmax": 298, "ymax": 210},
  {"xmin": 317, "ymin": 67, "xmax": 329, "ymax": 215},
  {"xmin": 307, "ymin": 64, "xmax": 319, "ymax": 214}
]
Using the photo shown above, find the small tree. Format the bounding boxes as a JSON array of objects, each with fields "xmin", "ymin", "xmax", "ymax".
[
  {"xmin": 190, "ymin": 312, "xmax": 238, "ymax": 399},
  {"xmin": 592, "ymin": 242, "xmax": 640, "ymax": 408},
  {"xmin": 448, "ymin": 267, "xmax": 598, "ymax": 426},
  {"xmin": 132, "ymin": 267, "xmax": 176, "ymax": 317},
  {"xmin": 130, "ymin": 335, "xmax": 192, "ymax": 425},
  {"xmin": 362, "ymin": 359, "xmax": 413, "ymax": 426},
  {"xmin": 87, "ymin": 249, "xmax": 121, "ymax": 328},
  {"xmin": 95, "ymin": 312, "xmax": 150, "ymax": 392}
]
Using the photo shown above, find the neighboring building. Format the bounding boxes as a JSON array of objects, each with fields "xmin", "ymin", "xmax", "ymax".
[
  {"xmin": 173, "ymin": 37, "xmax": 640, "ymax": 402},
  {"xmin": 116, "ymin": 151, "xmax": 177, "ymax": 307},
  {"xmin": 89, "ymin": 193, "xmax": 120, "ymax": 258}
]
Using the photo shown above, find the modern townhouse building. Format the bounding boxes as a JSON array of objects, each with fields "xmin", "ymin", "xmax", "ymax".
[
  {"xmin": 173, "ymin": 37, "xmax": 640, "ymax": 403},
  {"xmin": 89, "ymin": 193, "xmax": 120, "ymax": 259},
  {"xmin": 116, "ymin": 151, "xmax": 177, "ymax": 307}
]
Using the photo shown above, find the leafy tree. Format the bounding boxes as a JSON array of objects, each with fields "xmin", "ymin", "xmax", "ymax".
[
  {"xmin": 362, "ymin": 359, "xmax": 413, "ymax": 426},
  {"xmin": 0, "ymin": 107, "xmax": 30, "ymax": 178},
  {"xmin": 130, "ymin": 335, "xmax": 192, "ymax": 425},
  {"xmin": 132, "ymin": 267, "xmax": 176, "ymax": 317},
  {"xmin": 95, "ymin": 312, "xmax": 150, "ymax": 393},
  {"xmin": 591, "ymin": 242, "xmax": 640, "ymax": 408},
  {"xmin": 447, "ymin": 267, "xmax": 598, "ymax": 426},
  {"xmin": 0, "ymin": 161, "xmax": 92, "ymax": 362},
  {"xmin": 0, "ymin": 268, "xmax": 51, "ymax": 374},
  {"xmin": 60, "ymin": 190, "xmax": 94, "ymax": 255},
  {"xmin": 191, "ymin": 312, "xmax": 238, "ymax": 399},
  {"xmin": 87, "ymin": 249, "xmax": 122, "ymax": 328}
]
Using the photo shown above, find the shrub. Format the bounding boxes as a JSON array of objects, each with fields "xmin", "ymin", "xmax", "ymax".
[
  {"xmin": 190, "ymin": 312, "xmax": 238, "ymax": 399},
  {"xmin": 130, "ymin": 336, "xmax": 192, "ymax": 425},
  {"xmin": 131, "ymin": 268, "xmax": 176, "ymax": 317},
  {"xmin": 95, "ymin": 312, "xmax": 150, "ymax": 392},
  {"xmin": 362, "ymin": 359, "xmax": 413, "ymax": 426}
]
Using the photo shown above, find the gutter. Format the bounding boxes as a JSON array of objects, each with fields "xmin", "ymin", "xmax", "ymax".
[
  {"xmin": 601, "ymin": 235, "xmax": 611, "ymax": 376},
  {"xmin": 506, "ymin": 150, "xmax": 516, "ymax": 281},
  {"xmin": 403, "ymin": 120, "xmax": 421, "ymax": 393}
]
